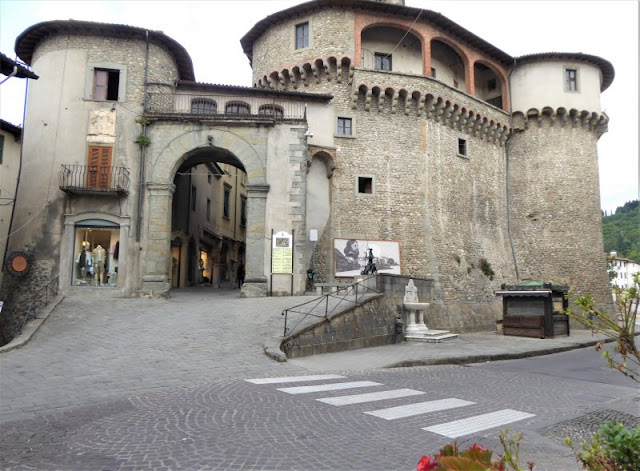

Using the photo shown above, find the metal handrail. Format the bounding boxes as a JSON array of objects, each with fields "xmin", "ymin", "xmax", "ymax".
[
  {"xmin": 147, "ymin": 92, "xmax": 307, "ymax": 121},
  {"xmin": 281, "ymin": 276, "xmax": 379, "ymax": 337},
  {"xmin": 59, "ymin": 164, "xmax": 131, "ymax": 192},
  {"xmin": 19, "ymin": 275, "xmax": 59, "ymax": 334}
]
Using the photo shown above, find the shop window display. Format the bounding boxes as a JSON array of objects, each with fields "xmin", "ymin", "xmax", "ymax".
[{"xmin": 74, "ymin": 226, "xmax": 120, "ymax": 286}]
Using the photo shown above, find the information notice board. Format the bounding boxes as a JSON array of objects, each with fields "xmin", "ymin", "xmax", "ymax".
[{"xmin": 272, "ymin": 231, "xmax": 293, "ymax": 274}]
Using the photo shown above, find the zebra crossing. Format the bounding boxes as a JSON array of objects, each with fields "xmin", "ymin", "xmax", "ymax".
[{"xmin": 244, "ymin": 374, "xmax": 535, "ymax": 439}]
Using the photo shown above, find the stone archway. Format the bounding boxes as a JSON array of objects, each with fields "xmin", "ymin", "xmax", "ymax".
[{"xmin": 140, "ymin": 128, "xmax": 269, "ymax": 297}]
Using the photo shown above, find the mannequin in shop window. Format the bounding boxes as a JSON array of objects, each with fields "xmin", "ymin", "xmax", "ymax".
[
  {"xmin": 93, "ymin": 244, "xmax": 107, "ymax": 285},
  {"xmin": 76, "ymin": 244, "xmax": 88, "ymax": 280}
]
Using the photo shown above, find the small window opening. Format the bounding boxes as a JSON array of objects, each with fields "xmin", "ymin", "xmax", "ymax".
[
  {"xmin": 458, "ymin": 138, "xmax": 467, "ymax": 157},
  {"xmin": 337, "ymin": 117, "xmax": 352, "ymax": 137},
  {"xmin": 223, "ymin": 184, "xmax": 231, "ymax": 219},
  {"xmin": 565, "ymin": 68, "xmax": 578, "ymax": 91},
  {"xmin": 488, "ymin": 78, "xmax": 497, "ymax": 91},
  {"xmin": 358, "ymin": 177, "xmax": 373, "ymax": 194},
  {"xmin": 374, "ymin": 53, "xmax": 392, "ymax": 71},
  {"xmin": 94, "ymin": 69, "xmax": 120, "ymax": 101},
  {"xmin": 295, "ymin": 22, "xmax": 309, "ymax": 49}
]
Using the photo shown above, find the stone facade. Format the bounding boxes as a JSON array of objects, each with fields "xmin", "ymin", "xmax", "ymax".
[{"xmin": 1, "ymin": 1, "xmax": 615, "ymax": 344}]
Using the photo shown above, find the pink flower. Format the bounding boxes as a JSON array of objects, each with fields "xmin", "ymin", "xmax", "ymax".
[
  {"xmin": 471, "ymin": 443, "xmax": 487, "ymax": 451},
  {"xmin": 417, "ymin": 454, "xmax": 438, "ymax": 471}
]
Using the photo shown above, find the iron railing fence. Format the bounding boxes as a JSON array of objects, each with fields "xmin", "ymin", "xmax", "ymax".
[
  {"xmin": 59, "ymin": 164, "xmax": 130, "ymax": 193},
  {"xmin": 147, "ymin": 93, "xmax": 307, "ymax": 121},
  {"xmin": 281, "ymin": 276, "xmax": 380, "ymax": 338},
  {"xmin": 19, "ymin": 275, "xmax": 59, "ymax": 334}
]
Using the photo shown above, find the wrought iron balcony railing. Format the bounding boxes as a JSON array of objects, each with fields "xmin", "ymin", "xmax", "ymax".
[
  {"xmin": 59, "ymin": 164, "xmax": 130, "ymax": 195},
  {"xmin": 146, "ymin": 93, "xmax": 307, "ymax": 121}
]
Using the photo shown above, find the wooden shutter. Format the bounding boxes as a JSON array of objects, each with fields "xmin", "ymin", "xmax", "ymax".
[
  {"xmin": 93, "ymin": 70, "xmax": 108, "ymax": 100},
  {"xmin": 87, "ymin": 146, "xmax": 112, "ymax": 189}
]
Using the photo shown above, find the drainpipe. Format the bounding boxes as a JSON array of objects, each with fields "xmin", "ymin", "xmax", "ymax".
[
  {"xmin": 2, "ymin": 73, "xmax": 29, "ymax": 266},
  {"xmin": 505, "ymin": 59, "xmax": 520, "ymax": 281},
  {"xmin": 135, "ymin": 30, "xmax": 150, "ymax": 242}
]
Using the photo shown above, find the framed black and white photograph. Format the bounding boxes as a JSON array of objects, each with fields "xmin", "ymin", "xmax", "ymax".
[{"xmin": 334, "ymin": 238, "xmax": 401, "ymax": 277}]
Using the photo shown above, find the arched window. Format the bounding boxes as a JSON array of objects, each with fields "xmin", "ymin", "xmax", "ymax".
[
  {"xmin": 258, "ymin": 104, "xmax": 284, "ymax": 119},
  {"xmin": 225, "ymin": 101, "xmax": 250, "ymax": 115},
  {"xmin": 191, "ymin": 98, "xmax": 217, "ymax": 115}
]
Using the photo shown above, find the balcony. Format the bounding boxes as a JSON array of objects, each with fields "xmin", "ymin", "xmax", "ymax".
[
  {"xmin": 146, "ymin": 93, "xmax": 307, "ymax": 122},
  {"xmin": 59, "ymin": 164, "xmax": 130, "ymax": 196}
]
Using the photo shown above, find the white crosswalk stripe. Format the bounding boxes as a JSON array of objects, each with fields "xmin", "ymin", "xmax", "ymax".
[
  {"xmin": 364, "ymin": 398, "xmax": 474, "ymax": 420},
  {"xmin": 422, "ymin": 409, "xmax": 535, "ymax": 438},
  {"xmin": 244, "ymin": 374, "xmax": 346, "ymax": 384},
  {"xmin": 317, "ymin": 389, "xmax": 426, "ymax": 406},
  {"xmin": 277, "ymin": 381, "xmax": 382, "ymax": 395}
]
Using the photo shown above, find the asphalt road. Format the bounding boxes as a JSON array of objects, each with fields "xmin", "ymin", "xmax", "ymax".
[{"xmin": 0, "ymin": 289, "xmax": 638, "ymax": 470}]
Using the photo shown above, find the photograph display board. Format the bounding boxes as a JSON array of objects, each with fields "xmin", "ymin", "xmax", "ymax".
[
  {"xmin": 272, "ymin": 231, "xmax": 293, "ymax": 274},
  {"xmin": 334, "ymin": 238, "xmax": 401, "ymax": 277}
]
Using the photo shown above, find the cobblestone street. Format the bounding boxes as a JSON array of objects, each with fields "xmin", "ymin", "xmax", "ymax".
[{"xmin": 1, "ymin": 288, "xmax": 638, "ymax": 470}]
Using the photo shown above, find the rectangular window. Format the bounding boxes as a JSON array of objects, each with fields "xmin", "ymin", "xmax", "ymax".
[
  {"xmin": 87, "ymin": 145, "xmax": 112, "ymax": 189},
  {"xmin": 223, "ymin": 184, "xmax": 231, "ymax": 219},
  {"xmin": 206, "ymin": 198, "xmax": 211, "ymax": 221},
  {"xmin": 358, "ymin": 176, "xmax": 373, "ymax": 194},
  {"xmin": 337, "ymin": 117, "xmax": 352, "ymax": 137},
  {"xmin": 457, "ymin": 138, "xmax": 467, "ymax": 157},
  {"xmin": 374, "ymin": 53, "xmax": 392, "ymax": 71},
  {"xmin": 240, "ymin": 196, "xmax": 247, "ymax": 227},
  {"xmin": 191, "ymin": 185, "xmax": 196, "ymax": 211},
  {"xmin": 93, "ymin": 68, "xmax": 120, "ymax": 101},
  {"xmin": 431, "ymin": 67, "xmax": 436, "ymax": 78},
  {"xmin": 565, "ymin": 68, "xmax": 578, "ymax": 91},
  {"xmin": 295, "ymin": 22, "xmax": 309, "ymax": 49},
  {"xmin": 0, "ymin": 135, "xmax": 4, "ymax": 164}
]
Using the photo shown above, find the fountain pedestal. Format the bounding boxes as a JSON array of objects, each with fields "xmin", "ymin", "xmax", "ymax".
[{"xmin": 403, "ymin": 280, "xmax": 457, "ymax": 343}]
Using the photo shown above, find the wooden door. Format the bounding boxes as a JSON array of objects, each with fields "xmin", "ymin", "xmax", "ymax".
[{"xmin": 87, "ymin": 146, "xmax": 112, "ymax": 189}]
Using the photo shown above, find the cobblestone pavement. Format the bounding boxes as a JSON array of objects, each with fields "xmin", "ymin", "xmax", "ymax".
[{"xmin": 1, "ymin": 288, "xmax": 638, "ymax": 470}]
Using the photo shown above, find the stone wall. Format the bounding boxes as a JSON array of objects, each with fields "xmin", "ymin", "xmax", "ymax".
[
  {"xmin": 508, "ymin": 118, "xmax": 613, "ymax": 310},
  {"xmin": 0, "ymin": 257, "xmax": 55, "ymax": 346},
  {"xmin": 282, "ymin": 293, "xmax": 398, "ymax": 358}
]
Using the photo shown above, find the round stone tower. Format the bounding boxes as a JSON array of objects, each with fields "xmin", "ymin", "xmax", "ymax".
[{"xmin": 508, "ymin": 53, "xmax": 614, "ymax": 309}]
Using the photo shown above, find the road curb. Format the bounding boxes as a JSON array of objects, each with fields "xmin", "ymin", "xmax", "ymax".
[{"xmin": 384, "ymin": 337, "xmax": 616, "ymax": 369}]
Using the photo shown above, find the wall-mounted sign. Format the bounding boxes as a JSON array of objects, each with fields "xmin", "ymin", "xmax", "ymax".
[
  {"xmin": 6, "ymin": 250, "xmax": 31, "ymax": 278},
  {"xmin": 272, "ymin": 231, "xmax": 293, "ymax": 274}
]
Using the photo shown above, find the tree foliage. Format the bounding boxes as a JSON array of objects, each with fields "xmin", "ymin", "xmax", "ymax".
[{"xmin": 602, "ymin": 200, "xmax": 640, "ymax": 262}]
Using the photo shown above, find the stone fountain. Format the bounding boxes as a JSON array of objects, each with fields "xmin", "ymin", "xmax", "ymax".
[{"xmin": 403, "ymin": 279, "xmax": 457, "ymax": 342}]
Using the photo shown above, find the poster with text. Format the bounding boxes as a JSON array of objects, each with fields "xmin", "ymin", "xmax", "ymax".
[{"xmin": 334, "ymin": 238, "xmax": 401, "ymax": 277}]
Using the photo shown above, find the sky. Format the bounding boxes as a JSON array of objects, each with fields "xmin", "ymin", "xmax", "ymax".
[{"xmin": 1, "ymin": 0, "xmax": 638, "ymax": 212}]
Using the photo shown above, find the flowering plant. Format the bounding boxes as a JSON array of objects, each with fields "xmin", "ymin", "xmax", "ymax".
[
  {"xmin": 417, "ymin": 443, "xmax": 504, "ymax": 471},
  {"xmin": 417, "ymin": 430, "xmax": 534, "ymax": 471}
]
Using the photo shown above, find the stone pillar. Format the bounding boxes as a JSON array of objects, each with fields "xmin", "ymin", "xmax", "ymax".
[
  {"xmin": 141, "ymin": 182, "xmax": 175, "ymax": 295},
  {"xmin": 241, "ymin": 184, "xmax": 270, "ymax": 297}
]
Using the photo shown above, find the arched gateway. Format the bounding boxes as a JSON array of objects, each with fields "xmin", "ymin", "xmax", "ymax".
[{"xmin": 141, "ymin": 128, "xmax": 271, "ymax": 297}]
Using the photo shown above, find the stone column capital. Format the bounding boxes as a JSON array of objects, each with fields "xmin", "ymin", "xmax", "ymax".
[
  {"xmin": 246, "ymin": 184, "xmax": 270, "ymax": 197},
  {"xmin": 146, "ymin": 182, "xmax": 176, "ymax": 196}
]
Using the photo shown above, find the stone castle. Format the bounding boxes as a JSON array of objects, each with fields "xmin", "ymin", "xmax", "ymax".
[{"xmin": 0, "ymin": 0, "xmax": 613, "ymax": 340}]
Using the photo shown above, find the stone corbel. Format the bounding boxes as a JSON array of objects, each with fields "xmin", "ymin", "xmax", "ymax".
[
  {"xmin": 417, "ymin": 95, "xmax": 425, "ymax": 116},
  {"xmin": 390, "ymin": 91, "xmax": 399, "ymax": 114},
  {"xmin": 364, "ymin": 89, "xmax": 372, "ymax": 112}
]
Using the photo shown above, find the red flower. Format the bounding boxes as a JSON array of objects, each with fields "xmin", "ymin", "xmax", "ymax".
[
  {"xmin": 470, "ymin": 443, "xmax": 487, "ymax": 451},
  {"xmin": 417, "ymin": 454, "xmax": 438, "ymax": 471}
]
